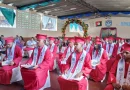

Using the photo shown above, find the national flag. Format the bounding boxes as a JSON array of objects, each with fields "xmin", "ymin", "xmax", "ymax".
[{"xmin": 96, "ymin": 21, "xmax": 102, "ymax": 27}]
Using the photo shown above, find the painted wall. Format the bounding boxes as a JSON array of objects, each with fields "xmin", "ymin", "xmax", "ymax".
[
  {"xmin": 0, "ymin": 4, "xmax": 79, "ymax": 37},
  {"xmin": 0, "ymin": 4, "xmax": 130, "ymax": 38},
  {"xmin": 83, "ymin": 17, "xmax": 130, "ymax": 38},
  {"xmin": 0, "ymin": 19, "xmax": 79, "ymax": 37}
]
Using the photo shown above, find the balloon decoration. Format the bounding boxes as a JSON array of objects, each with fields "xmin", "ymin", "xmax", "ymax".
[{"xmin": 62, "ymin": 19, "xmax": 88, "ymax": 38}]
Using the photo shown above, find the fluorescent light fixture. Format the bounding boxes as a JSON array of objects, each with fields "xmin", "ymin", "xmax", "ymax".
[
  {"xmin": 44, "ymin": 10, "xmax": 51, "ymax": 14},
  {"xmin": 48, "ymin": 4, "xmax": 56, "ymax": 7},
  {"xmin": 70, "ymin": 8, "xmax": 76, "ymax": 10},
  {"xmin": 8, "ymin": 3, "xmax": 14, "ymax": 6},
  {"xmin": 0, "ymin": 0, "xmax": 3, "ymax": 3},
  {"xmin": 113, "ymin": 4, "xmax": 120, "ymax": 7},
  {"xmin": 126, "ymin": 7, "xmax": 130, "ymax": 9},
  {"xmin": 54, "ymin": 8, "xmax": 60, "ymax": 11}
]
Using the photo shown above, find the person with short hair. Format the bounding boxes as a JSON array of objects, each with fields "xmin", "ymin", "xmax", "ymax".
[
  {"xmin": 104, "ymin": 43, "xmax": 130, "ymax": 90},
  {"xmin": 0, "ymin": 37, "xmax": 22, "ymax": 84},
  {"xmin": 58, "ymin": 37, "xmax": 92, "ymax": 90},
  {"xmin": 21, "ymin": 34, "xmax": 51, "ymax": 90}
]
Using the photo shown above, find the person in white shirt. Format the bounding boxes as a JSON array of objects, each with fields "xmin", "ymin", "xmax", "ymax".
[{"xmin": 23, "ymin": 37, "xmax": 37, "ymax": 58}]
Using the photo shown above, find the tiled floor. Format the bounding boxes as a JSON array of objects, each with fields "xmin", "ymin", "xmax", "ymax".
[{"xmin": 0, "ymin": 58, "xmax": 107, "ymax": 90}]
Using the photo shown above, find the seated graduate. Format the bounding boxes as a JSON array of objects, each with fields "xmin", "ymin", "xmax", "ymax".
[
  {"xmin": 48, "ymin": 37, "xmax": 58, "ymax": 71},
  {"xmin": 89, "ymin": 38, "xmax": 108, "ymax": 82},
  {"xmin": 83, "ymin": 36, "xmax": 93, "ymax": 54},
  {"xmin": 58, "ymin": 37, "xmax": 75, "ymax": 73},
  {"xmin": 21, "ymin": 34, "xmax": 51, "ymax": 90},
  {"xmin": 103, "ymin": 36, "xmax": 117, "ymax": 72},
  {"xmin": 58, "ymin": 37, "xmax": 92, "ymax": 90},
  {"xmin": 104, "ymin": 43, "xmax": 130, "ymax": 90},
  {"xmin": 0, "ymin": 37, "xmax": 22, "ymax": 84},
  {"xmin": 59, "ymin": 37, "xmax": 68, "ymax": 59}
]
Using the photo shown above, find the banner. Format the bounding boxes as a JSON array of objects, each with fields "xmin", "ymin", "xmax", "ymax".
[
  {"xmin": 42, "ymin": 15, "xmax": 57, "ymax": 31},
  {"xmin": 69, "ymin": 22, "xmax": 83, "ymax": 32},
  {"xmin": 95, "ymin": 21, "xmax": 102, "ymax": 27},
  {"xmin": 0, "ymin": 7, "xmax": 16, "ymax": 28}
]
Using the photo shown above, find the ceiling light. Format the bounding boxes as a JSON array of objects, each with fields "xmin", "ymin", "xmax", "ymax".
[
  {"xmin": 63, "ymin": 5, "xmax": 67, "ymax": 7},
  {"xmin": 126, "ymin": 7, "xmax": 130, "ymax": 9},
  {"xmin": 32, "ymin": 8, "xmax": 35, "ymax": 10},
  {"xmin": 8, "ymin": 3, "xmax": 14, "ymax": 6},
  {"xmin": 54, "ymin": 8, "xmax": 60, "ymax": 11},
  {"xmin": 48, "ymin": 4, "xmax": 56, "ymax": 7},
  {"xmin": 44, "ymin": 11, "xmax": 51, "ymax": 14},
  {"xmin": 70, "ymin": 8, "xmax": 76, "ymax": 10},
  {"xmin": 0, "ymin": 0, "xmax": 3, "ymax": 3},
  {"xmin": 25, "ymin": 9, "xmax": 30, "ymax": 11},
  {"xmin": 113, "ymin": 5, "xmax": 120, "ymax": 7}
]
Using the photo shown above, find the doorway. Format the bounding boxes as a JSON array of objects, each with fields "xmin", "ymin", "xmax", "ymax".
[{"xmin": 100, "ymin": 27, "xmax": 117, "ymax": 38}]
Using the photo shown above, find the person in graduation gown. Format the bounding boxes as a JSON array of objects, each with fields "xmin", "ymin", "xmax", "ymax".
[
  {"xmin": 48, "ymin": 37, "xmax": 58, "ymax": 71},
  {"xmin": 0, "ymin": 37, "xmax": 22, "ymax": 84},
  {"xmin": 84, "ymin": 37, "xmax": 93, "ymax": 54},
  {"xmin": 89, "ymin": 39, "xmax": 108, "ymax": 82},
  {"xmin": 58, "ymin": 37, "xmax": 75, "ymax": 73},
  {"xmin": 58, "ymin": 37, "xmax": 92, "ymax": 90},
  {"xmin": 121, "ymin": 38, "xmax": 125, "ymax": 45},
  {"xmin": 104, "ymin": 43, "xmax": 130, "ymax": 90},
  {"xmin": 54, "ymin": 38, "xmax": 60, "ymax": 46},
  {"xmin": 116, "ymin": 37, "xmax": 124, "ymax": 55},
  {"xmin": 103, "ymin": 36, "xmax": 117, "ymax": 72},
  {"xmin": 103, "ymin": 37, "xmax": 108, "ymax": 46},
  {"xmin": 88, "ymin": 36, "xmax": 93, "ymax": 45},
  {"xmin": 59, "ymin": 37, "xmax": 68, "ymax": 59},
  {"xmin": 21, "ymin": 34, "xmax": 51, "ymax": 90}
]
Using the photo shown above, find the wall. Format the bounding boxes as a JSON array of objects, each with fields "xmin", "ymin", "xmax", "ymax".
[
  {"xmin": 1, "ymin": 16, "xmax": 130, "ymax": 38},
  {"xmin": 0, "ymin": 19, "xmax": 79, "ymax": 37},
  {"xmin": 83, "ymin": 17, "xmax": 130, "ymax": 38},
  {"xmin": 1, "ymin": 3, "xmax": 130, "ymax": 38},
  {"xmin": 0, "ymin": 4, "xmax": 79, "ymax": 37}
]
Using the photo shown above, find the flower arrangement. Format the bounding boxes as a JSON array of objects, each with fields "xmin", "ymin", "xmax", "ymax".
[{"xmin": 61, "ymin": 19, "xmax": 88, "ymax": 38}]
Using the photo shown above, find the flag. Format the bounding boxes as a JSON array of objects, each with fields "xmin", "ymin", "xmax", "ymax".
[
  {"xmin": 96, "ymin": 21, "xmax": 102, "ymax": 27},
  {"xmin": 0, "ymin": 7, "xmax": 15, "ymax": 26}
]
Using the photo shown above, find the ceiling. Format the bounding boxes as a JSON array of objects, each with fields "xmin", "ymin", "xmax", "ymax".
[
  {"xmin": 2, "ymin": 0, "xmax": 130, "ymax": 17},
  {"xmin": 84, "ymin": 0, "xmax": 130, "ymax": 11}
]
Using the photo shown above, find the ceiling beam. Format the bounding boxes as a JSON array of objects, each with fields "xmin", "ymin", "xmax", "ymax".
[
  {"xmin": 51, "ymin": 9, "xmax": 90, "ymax": 16},
  {"xmin": 17, "ymin": 0, "xmax": 47, "ymax": 7},
  {"xmin": 36, "ymin": 0, "xmax": 66, "ymax": 12},
  {"xmin": 68, "ymin": 0, "xmax": 99, "ymax": 12},
  {"xmin": 58, "ymin": 12, "xmax": 92, "ymax": 18},
  {"xmin": 0, "ymin": 3, "xmax": 17, "ymax": 9},
  {"xmin": 38, "ymin": 4, "xmax": 78, "ymax": 13},
  {"xmin": 3, "ymin": 0, "xmax": 18, "ymax": 4}
]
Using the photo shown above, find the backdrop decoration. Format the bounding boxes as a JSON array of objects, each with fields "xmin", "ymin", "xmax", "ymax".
[{"xmin": 62, "ymin": 19, "xmax": 88, "ymax": 38}]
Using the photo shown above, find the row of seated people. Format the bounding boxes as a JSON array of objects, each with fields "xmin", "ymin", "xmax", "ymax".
[{"xmin": 0, "ymin": 34, "xmax": 130, "ymax": 90}]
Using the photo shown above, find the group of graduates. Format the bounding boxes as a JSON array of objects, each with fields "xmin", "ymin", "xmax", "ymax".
[{"xmin": 0, "ymin": 34, "xmax": 130, "ymax": 90}]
